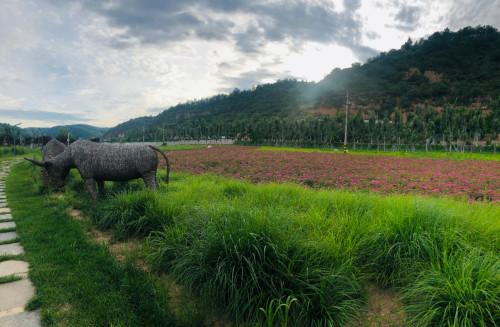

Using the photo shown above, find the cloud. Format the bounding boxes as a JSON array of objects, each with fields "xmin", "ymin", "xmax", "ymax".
[
  {"xmin": 73, "ymin": 0, "xmax": 376, "ymax": 61},
  {"xmin": 447, "ymin": 0, "xmax": 500, "ymax": 29},
  {"xmin": 393, "ymin": 5, "xmax": 422, "ymax": 31},
  {"xmin": 0, "ymin": 109, "xmax": 90, "ymax": 123},
  {"xmin": 218, "ymin": 67, "xmax": 293, "ymax": 93}
]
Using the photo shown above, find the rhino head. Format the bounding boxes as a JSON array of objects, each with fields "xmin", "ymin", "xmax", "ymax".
[{"xmin": 25, "ymin": 157, "xmax": 71, "ymax": 189}]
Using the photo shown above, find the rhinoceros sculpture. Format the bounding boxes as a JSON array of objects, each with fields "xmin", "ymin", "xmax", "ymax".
[{"xmin": 26, "ymin": 140, "xmax": 170, "ymax": 199}]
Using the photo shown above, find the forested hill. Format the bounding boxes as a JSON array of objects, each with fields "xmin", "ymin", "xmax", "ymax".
[
  {"xmin": 24, "ymin": 124, "xmax": 109, "ymax": 139},
  {"xmin": 105, "ymin": 26, "xmax": 500, "ymax": 147}
]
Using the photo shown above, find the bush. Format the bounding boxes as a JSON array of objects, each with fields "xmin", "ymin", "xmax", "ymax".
[{"xmin": 403, "ymin": 250, "xmax": 499, "ymax": 327}]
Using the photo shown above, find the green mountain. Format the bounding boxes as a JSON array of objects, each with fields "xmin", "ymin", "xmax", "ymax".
[
  {"xmin": 105, "ymin": 26, "xmax": 500, "ymax": 147},
  {"xmin": 25, "ymin": 124, "xmax": 109, "ymax": 139}
]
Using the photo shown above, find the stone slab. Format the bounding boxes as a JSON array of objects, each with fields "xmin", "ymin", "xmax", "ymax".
[
  {"xmin": 0, "ymin": 260, "xmax": 28, "ymax": 278},
  {"xmin": 0, "ymin": 232, "xmax": 18, "ymax": 242},
  {"xmin": 0, "ymin": 214, "xmax": 12, "ymax": 220},
  {"xmin": 0, "ymin": 243, "xmax": 23, "ymax": 256},
  {"xmin": 0, "ymin": 208, "xmax": 11, "ymax": 214},
  {"xmin": 0, "ymin": 311, "xmax": 40, "ymax": 327},
  {"xmin": 0, "ymin": 222, "xmax": 15, "ymax": 229},
  {"xmin": 0, "ymin": 279, "xmax": 35, "ymax": 311}
]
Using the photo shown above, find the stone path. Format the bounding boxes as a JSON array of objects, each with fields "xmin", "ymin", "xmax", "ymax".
[{"xmin": 0, "ymin": 161, "xmax": 41, "ymax": 326}]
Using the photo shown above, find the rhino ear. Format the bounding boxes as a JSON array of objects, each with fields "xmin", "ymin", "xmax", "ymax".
[{"xmin": 24, "ymin": 158, "xmax": 50, "ymax": 167}]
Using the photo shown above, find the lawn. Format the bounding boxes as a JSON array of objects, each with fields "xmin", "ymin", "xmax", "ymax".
[{"xmin": 5, "ymin": 162, "xmax": 176, "ymax": 326}]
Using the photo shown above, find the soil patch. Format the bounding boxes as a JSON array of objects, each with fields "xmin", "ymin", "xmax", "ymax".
[{"xmin": 360, "ymin": 284, "xmax": 406, "ymax": 326}]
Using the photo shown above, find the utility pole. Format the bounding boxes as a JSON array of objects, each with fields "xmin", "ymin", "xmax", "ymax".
[
  {"xmin": 344, "ymin": 90, "xmax": 349, "ymax": 153},
  {"xmin": 142, "ymin": 126, "xmax": 145, "ymax": 143},
  {"xmin": 67, "ymin": 131, "xmax": 71, "ymax": 146}
]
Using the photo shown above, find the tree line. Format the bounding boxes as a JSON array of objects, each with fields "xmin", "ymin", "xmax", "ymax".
[{"xmin": 116, "ymin": 101, "xmax": 499, "ymax": 152}]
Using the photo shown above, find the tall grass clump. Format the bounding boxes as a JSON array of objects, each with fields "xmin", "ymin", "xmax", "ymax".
[
  {"xmin": 403, "ymin": 250, "xmax": 499, "ymax": 327},
  {"xmin": 148, "ymin": 193, "xmax": 364, "ymax": 326},
  {"xmin": 357, "ymin": 203, "xmax": 471, "ymax": 287},
  {"xmin": 92, "ymin": 189, "xmax": 175, "ymax": 240}
]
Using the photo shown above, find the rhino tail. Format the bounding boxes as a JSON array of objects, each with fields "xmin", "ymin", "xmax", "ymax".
[{"xmin": 149, "ymin": 145, "xmax": 170, "ymax": 184}]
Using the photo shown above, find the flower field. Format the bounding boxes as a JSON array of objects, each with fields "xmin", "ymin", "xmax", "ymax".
[{"xmin": 168, "ymin": 146, "xmax": 500, "ymax": 201}]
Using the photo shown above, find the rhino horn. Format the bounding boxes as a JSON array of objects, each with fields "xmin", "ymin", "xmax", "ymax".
[{"xmin": 24, "ymin": 158, "xmax": 50, "ymax": 167}]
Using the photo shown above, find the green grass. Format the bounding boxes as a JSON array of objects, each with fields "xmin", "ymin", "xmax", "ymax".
[
  {"xmin": 6, "ymin": 162, "xmax": 177, "ymax": 326},
  {"xmin": 0, "ymin": 146, "xmax": 38, "ymax": 159},
  {"xmin": 0, "ymin": 254, "xmax": 25, "ymax": 262},
  {"xmin": 85, "ymin": 171, "xmax": 499, "ymax": 326},
  {"xmin": 0, "ymin": 237, "xmax": 20, "ymax": 245},
  {"xmin": 0, "ymin": 274, "xmax": 23, "ymax": 284},
  {"xmin": 159, "ymin": 144, "xmax": 206, "ymax": 151},
  {"xmin": 0, "ymin": 227, "xmax": 16, "ymax": 233},
  {"xmin": 403, "ymin": 250, "xmax": 499, "ymax": 327},
  {"xmin": 258, "ymin": 145, "xmax": 500, "ymax": 161},
  {"xmin": 91, "ymin": 189, "xmax": 173, "ymax": 240}
]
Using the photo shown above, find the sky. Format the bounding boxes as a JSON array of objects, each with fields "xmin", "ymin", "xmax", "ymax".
[{"xmin": 0, "ymin": 0, "xmax": 499, "ymax": 127}]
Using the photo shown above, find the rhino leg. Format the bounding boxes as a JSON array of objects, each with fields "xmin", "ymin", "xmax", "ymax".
[
  {"xmin": 84, "ymin": 178, "xmax": 98, "ymax": 200},
  {"xmin": 97, "ymin": 180, "xmax": 105, "ymax": 195},
  {"xmin": 142, "ymin": 172, "xmax": 158, "ymax": 190}
]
